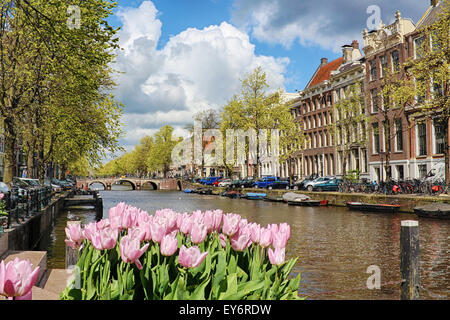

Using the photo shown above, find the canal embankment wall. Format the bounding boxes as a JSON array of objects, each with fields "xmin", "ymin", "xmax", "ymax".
[
  {"xmin": 181, "ymin": 181, "xmax": 450, "ymax": 213},
  {"xmin": 0, "ymin": 191, "xmax": 72, "ymax": 258}
]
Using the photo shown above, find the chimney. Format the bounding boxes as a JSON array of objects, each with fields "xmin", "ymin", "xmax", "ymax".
[
  {"xmin": 351, "ymin": 40, "xmax": 359, "ymax": 49},
  {"xmin": 431, "ymin": 0, "xmax": 439, "ymax": 7},
  {"xmin": 320, "ymin": 57, "xmax": 328, "ymax": 66},
  {"xmin": 342, "ymin": 45, "xmax": 353, "ymax": 64}
]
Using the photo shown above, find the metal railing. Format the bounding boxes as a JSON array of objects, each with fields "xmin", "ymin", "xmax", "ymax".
[{"xmin": 0, "ymin": 186, "xmax": 53, "ymax": 231}]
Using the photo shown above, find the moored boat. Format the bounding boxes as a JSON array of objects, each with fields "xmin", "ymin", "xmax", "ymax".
[
  {"xmin": 245, "ymin": 192, "xmax": 267, "ymax": 200},
  {"xmin": 183, "ymin": 189, "xmax": 194, "ymax": 193},
  {"xmin": 346, "ymin": 202, "xmax": 400, "ymax": 213},
  {"xmin": 414, "ymin": 202, "xmax": 450, "ymax": 219},
  {"xmin": 223, "ymin": 190, "xmax": 242, "ymax": 198},
  {"xmin": 264, "ymin": 196, "xmax": 284, "ymax": 202},
  {"xmin": 288, "ymin": 199, "xmax": 328, "ymax": 206},
  {"xmin": 282, "ymin": 192, "xmax": 310, "ymax": 203}
]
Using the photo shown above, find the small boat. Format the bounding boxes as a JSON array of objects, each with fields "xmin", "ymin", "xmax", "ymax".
[
  {"xmin": 183, "ymin": 189, "xmax": 194, "ymax": 193},
  {"xmin": 282, "ymin": 192, "xmax": 310, "ymax": 203},
  {"xmin": 264, "ymin": 196, "xmax": 284, "ymax": 202},
  {"xmin": 288, "ymin": 199, "xmax": 328, "ymax": 206},
  {"xmin": 197, "ymin": 188, "xmax": 213, "ymax": 195},
  {"xmin": 245, "ymin": 192, "xmax": 267, "ymax": 200},
  {"xmin": 223, "ymin": 190, "xmax": 242, "ymax": 198},
  {"xmin": 346, "ymin": 202, "xmax": 400, "ymax": 213},
  {"xmin": 414, "ymin": 203, "xmax": 450, "ymax": 219}
]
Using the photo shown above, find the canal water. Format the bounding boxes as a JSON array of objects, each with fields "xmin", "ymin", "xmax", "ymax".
[{"xmin": 44, "ymin": 184, "xmax": 449, "ymax": 300}]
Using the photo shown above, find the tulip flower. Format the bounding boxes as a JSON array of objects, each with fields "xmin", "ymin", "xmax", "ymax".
[
  {"xmin": 119, "ymin": 235, "xmax": 150, "ymax": 270},
  {"xmin": 150, "ymin": 221, "xmax": 166, "ymax": 243},
  {"xmin": 272, "ymin": 231, "xmax": 288, "ymax": 249},
  {"xmin": 160, "ymin": 234, "xmax": 178, "ymax": 256},
  {"xmin": 230, "ymin": 230, "xmax": 252, "ymax": 252},
  {"xmin": 0, "ymin": 193, "xmax": 4, "ymax": 200},
  {"xmin": 0, "ymin": 258, "xmax": 40, "ymax": 299},
  {"xmin": 65, "ymin": 223, "xmax": 84, "ymax": 249},
  {"xmin": 219, "ymin": 233, "xmax": 227, "ymax": 248},
  {"xmin": 279, "ymin": 223, "xmax": 291, "ymax": 241},
  {"xmin": 178, "ymin": 214, "xmax": 193, "ymax": 235},
  {"xmin": 222, "ymin": 213, "xmax": 241, "ymax": 237},
  {"xmin": 190, "ymin": 222, "xmax": 207, "ymax": 244},
  {"xmin": 268, "ymin": 247, "xmax": 285, "ymax": 266},
  {"xmin": 91, "ymin": 227, "xmax": 118, "ymax": 251},
  {"xmin": 248, "ymin": 223, "xmax": 261, "ymax": 244},
  {"xmin": 259, "ymin": 227, "xmax": 272, "ymax": 248},
  {"xmin": 178, "ymin": 245, "xmax": 208, "ymax": 268}
]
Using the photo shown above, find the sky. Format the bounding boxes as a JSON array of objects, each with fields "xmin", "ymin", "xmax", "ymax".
[{"xmin": 106, "ymin": 0, "xmax": 430, "ymax": 160}]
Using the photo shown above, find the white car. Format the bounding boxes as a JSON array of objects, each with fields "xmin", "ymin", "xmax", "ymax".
[
  {"xmin": 304, "ymin": 176, "xmax": 335, "ymax": 191},
  {"xmin": 218, "ymin": 179, "xmax": 231, "ymax": 187}
]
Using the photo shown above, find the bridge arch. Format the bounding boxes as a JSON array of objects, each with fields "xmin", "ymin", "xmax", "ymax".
[
  {"xmin": 112, "ymin": 179, "xmax": 136, "ymax": 190},
  {"xmin": 142, "ymin": 181, "xmax": 158, "ymax": 190},
  {"xmin": 87, "ymin": 181, "xmax": 106, "ymax": 189}
]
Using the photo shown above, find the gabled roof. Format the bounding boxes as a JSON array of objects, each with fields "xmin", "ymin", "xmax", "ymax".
[
  {"xmin": 305, "ymin": 57, "xmax": 343, "ymax": 90},
  {"xmin": 417, "ymin": 1, "xmax": 445, "ymax": 28}
]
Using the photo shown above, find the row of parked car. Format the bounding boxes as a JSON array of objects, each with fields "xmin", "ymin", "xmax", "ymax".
[
  {"xmin": 0, "ymin": 177, "xmax": 76, "ymax": 195},
  {"xmin": 194, "ymin": 175, "xmax": 343, "ymax": 191}
]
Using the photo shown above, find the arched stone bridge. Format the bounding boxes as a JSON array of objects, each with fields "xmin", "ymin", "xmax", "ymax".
[{"xmin": 76, "ymin": 178, "xmax": 183, "ymax": 191}]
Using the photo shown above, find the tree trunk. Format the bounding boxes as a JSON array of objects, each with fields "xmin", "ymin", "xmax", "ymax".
[
  {"xmin": 384, "ymin": 119, "xmax": 392, "ymax": 180},
  {"xmin": 3, "ymin": 118, "xmax": 16, "ymax": 185},
  {"xmin": 445, "ymin": 119, "xmax": 450, "ymax": 186}
]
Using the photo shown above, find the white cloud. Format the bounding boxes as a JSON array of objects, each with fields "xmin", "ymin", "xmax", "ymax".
[
  {"xmin": 231, "ymin": 0, "xmax": 429, "ymax": 52},
  {"xmin": 112, "ymin": 1, "xmax": 290, "ymax": 153}
]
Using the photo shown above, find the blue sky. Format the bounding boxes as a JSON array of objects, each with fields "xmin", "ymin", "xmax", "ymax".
[{"xmin": 106, "ymin": 0, "xmax": 430, "ymax": 157}]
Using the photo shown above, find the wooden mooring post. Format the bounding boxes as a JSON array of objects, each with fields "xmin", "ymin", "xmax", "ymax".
[
  {"xmin": 65, "ymin": 220, "xmax": 81, "ymax": 269},
  {"xmin": 400, "ymin": 220, "xmax": 420, "ymax": 300}
]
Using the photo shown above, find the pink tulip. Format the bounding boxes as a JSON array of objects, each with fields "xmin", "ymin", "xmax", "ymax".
[
  {"xmin": 150, "ymin": 221, "xmax": 166, "ymax": 243},
  {"xmin": 190, "ymin": 222, "xmax": 207, "ymax": 244},
  {"xmin": 65, "ymin": 223, "xmax": 84, "ymax": 249},
  {"xmin": 83, "ymin": 222, "xmax": 98, "ymax": 242},
  {"xmin": 0, "ymin": 193, "xmax": 4, "ymax": 200},
  {"xmin": 230, "ymin": 231, "xmax": 252, "ymax": 252},
  {"xmin": 268, "ymin": 247, "xmax": 285, "ymax": 266},
  {"xmin": 222, "ymin": 213, "xmax": 241, "ymax": 237},
  {"xmin": 219, "ymin": 233, "xmax": 227, "ymax": 248},
  {"xmin": 272, "ymin": 231, "xmax": 288, "ymax": 249},
  {"xmin": 119, "ymin": 235, "xmax": 149, "ymax": 270},
  {"xmin": 0, "ymin": 258, "xmax": 40, "ymax": 299},
  {"xmin": 178, "ymin": 245, "xmax": 208, "ymax": 268},
  {"xmin": 259, "ymin": 227, "xmax": 272, "ymax": 248},
  {"xmin": 178, "ymin": 214, "xmax": 193, "ymax": 235},
  {"xmin": 91, "ymin": 227, "xmax": 118, "ymax": 251},
  {"xmin": 160, "ymin": 234, "xmax": 178, "ymax": 256},
  {"xmin": 212, "ymin": 210, "xmax": 223, "ymax": 232},
  {"xmin": 279, "ymin": 223, "xmax": 291, "ymax": 241},
  {"xmin": 248, "ymin": 223, "xmax": 261, "ymax": 244},
  {"xmin": 203, "ymin": 210, "xmax": 215, "ymax": 233}
]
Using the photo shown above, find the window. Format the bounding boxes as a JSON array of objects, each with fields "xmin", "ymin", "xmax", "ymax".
[
  {"xmin": 362, "ymin": 149, "xmax": 368, "ymax": 173},
  {"xmin": 373, "ymin": 123, "xmax": 380, "ymax": 154},
  {"xmin": 395, "ymin": 119, "xmax": 403, "ymax": 151},
  {"xmin": 396, "ymin": 165, "xmax": 404, "ymax": 180},
  {"xmin": 414, "ymin": 77, "xmax": 426, "ymax": 104},
  {"xmin": 371, "ymin": 88, "xmax": 379, "ymax": 113},
  {"xmin": 375, "ymin": 167, "xmax": 381, "ymax": 182},
  {"xmin": 434, "ymin": 119, "xmax": 445, "ymax": 154},
  {"xmin": 370, "ymin": 60, "xmax": 377, "ymax": 81},
  {"xmin": 391, "ymin": 50, "xmax": 400, "ymax": 72},
  {"xmin": 417, "ymin": 123, "xmax": 427, "ymax": 156},
  {"xmin": 418, "ymin": 164, "xmax": 427, "ymax": 179},
  {"xmin": 414, "ymin": 36, "xmax": 425, "ymax": 59},
  {"xmin": 380, "ymin": 55, "xmax": 387, "ymax": 78},
  {"xmin": 432, "ymin": 78, "xmax": 443, "ymax": 98}
]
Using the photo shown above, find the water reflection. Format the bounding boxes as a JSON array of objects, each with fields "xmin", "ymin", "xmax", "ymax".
[{"xmin": 44, "ymin": 190, "xmax": 450, "ymax": 300}]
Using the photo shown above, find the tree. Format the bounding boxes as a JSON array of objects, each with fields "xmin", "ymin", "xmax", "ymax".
[
  {"xmin": 401, "ymin": 0, "xmax": 449, "ymax": 183},
  {"xmin": 0, "ymin": 0, "xmax": 122, "ymax": 183},
  {"xmin": 185, "ymin": 108, "xmax": 221, "ymax": 177},
  {"xmin": 147, "ymin": 125, "xmax": 178, "ymax": 178},
  {"xmin": 221, "ymin": 67, "xmax": 301, "ymax": 179},
  {"xmin": 329, "ymin": 82, "xmax": 370, "ymax": 180}
]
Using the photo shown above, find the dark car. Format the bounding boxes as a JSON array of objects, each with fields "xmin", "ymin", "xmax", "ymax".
[
  {"xmin": 268, "ymin": 180, "xmax": 290, "ymax": 190},
  {"xmin": 312, "ymin": 178, "xmax": 343, "ymax": 192},
  {"xmin": 239, "ymin": 177, "xmax": 255, "ymax": 188}
]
